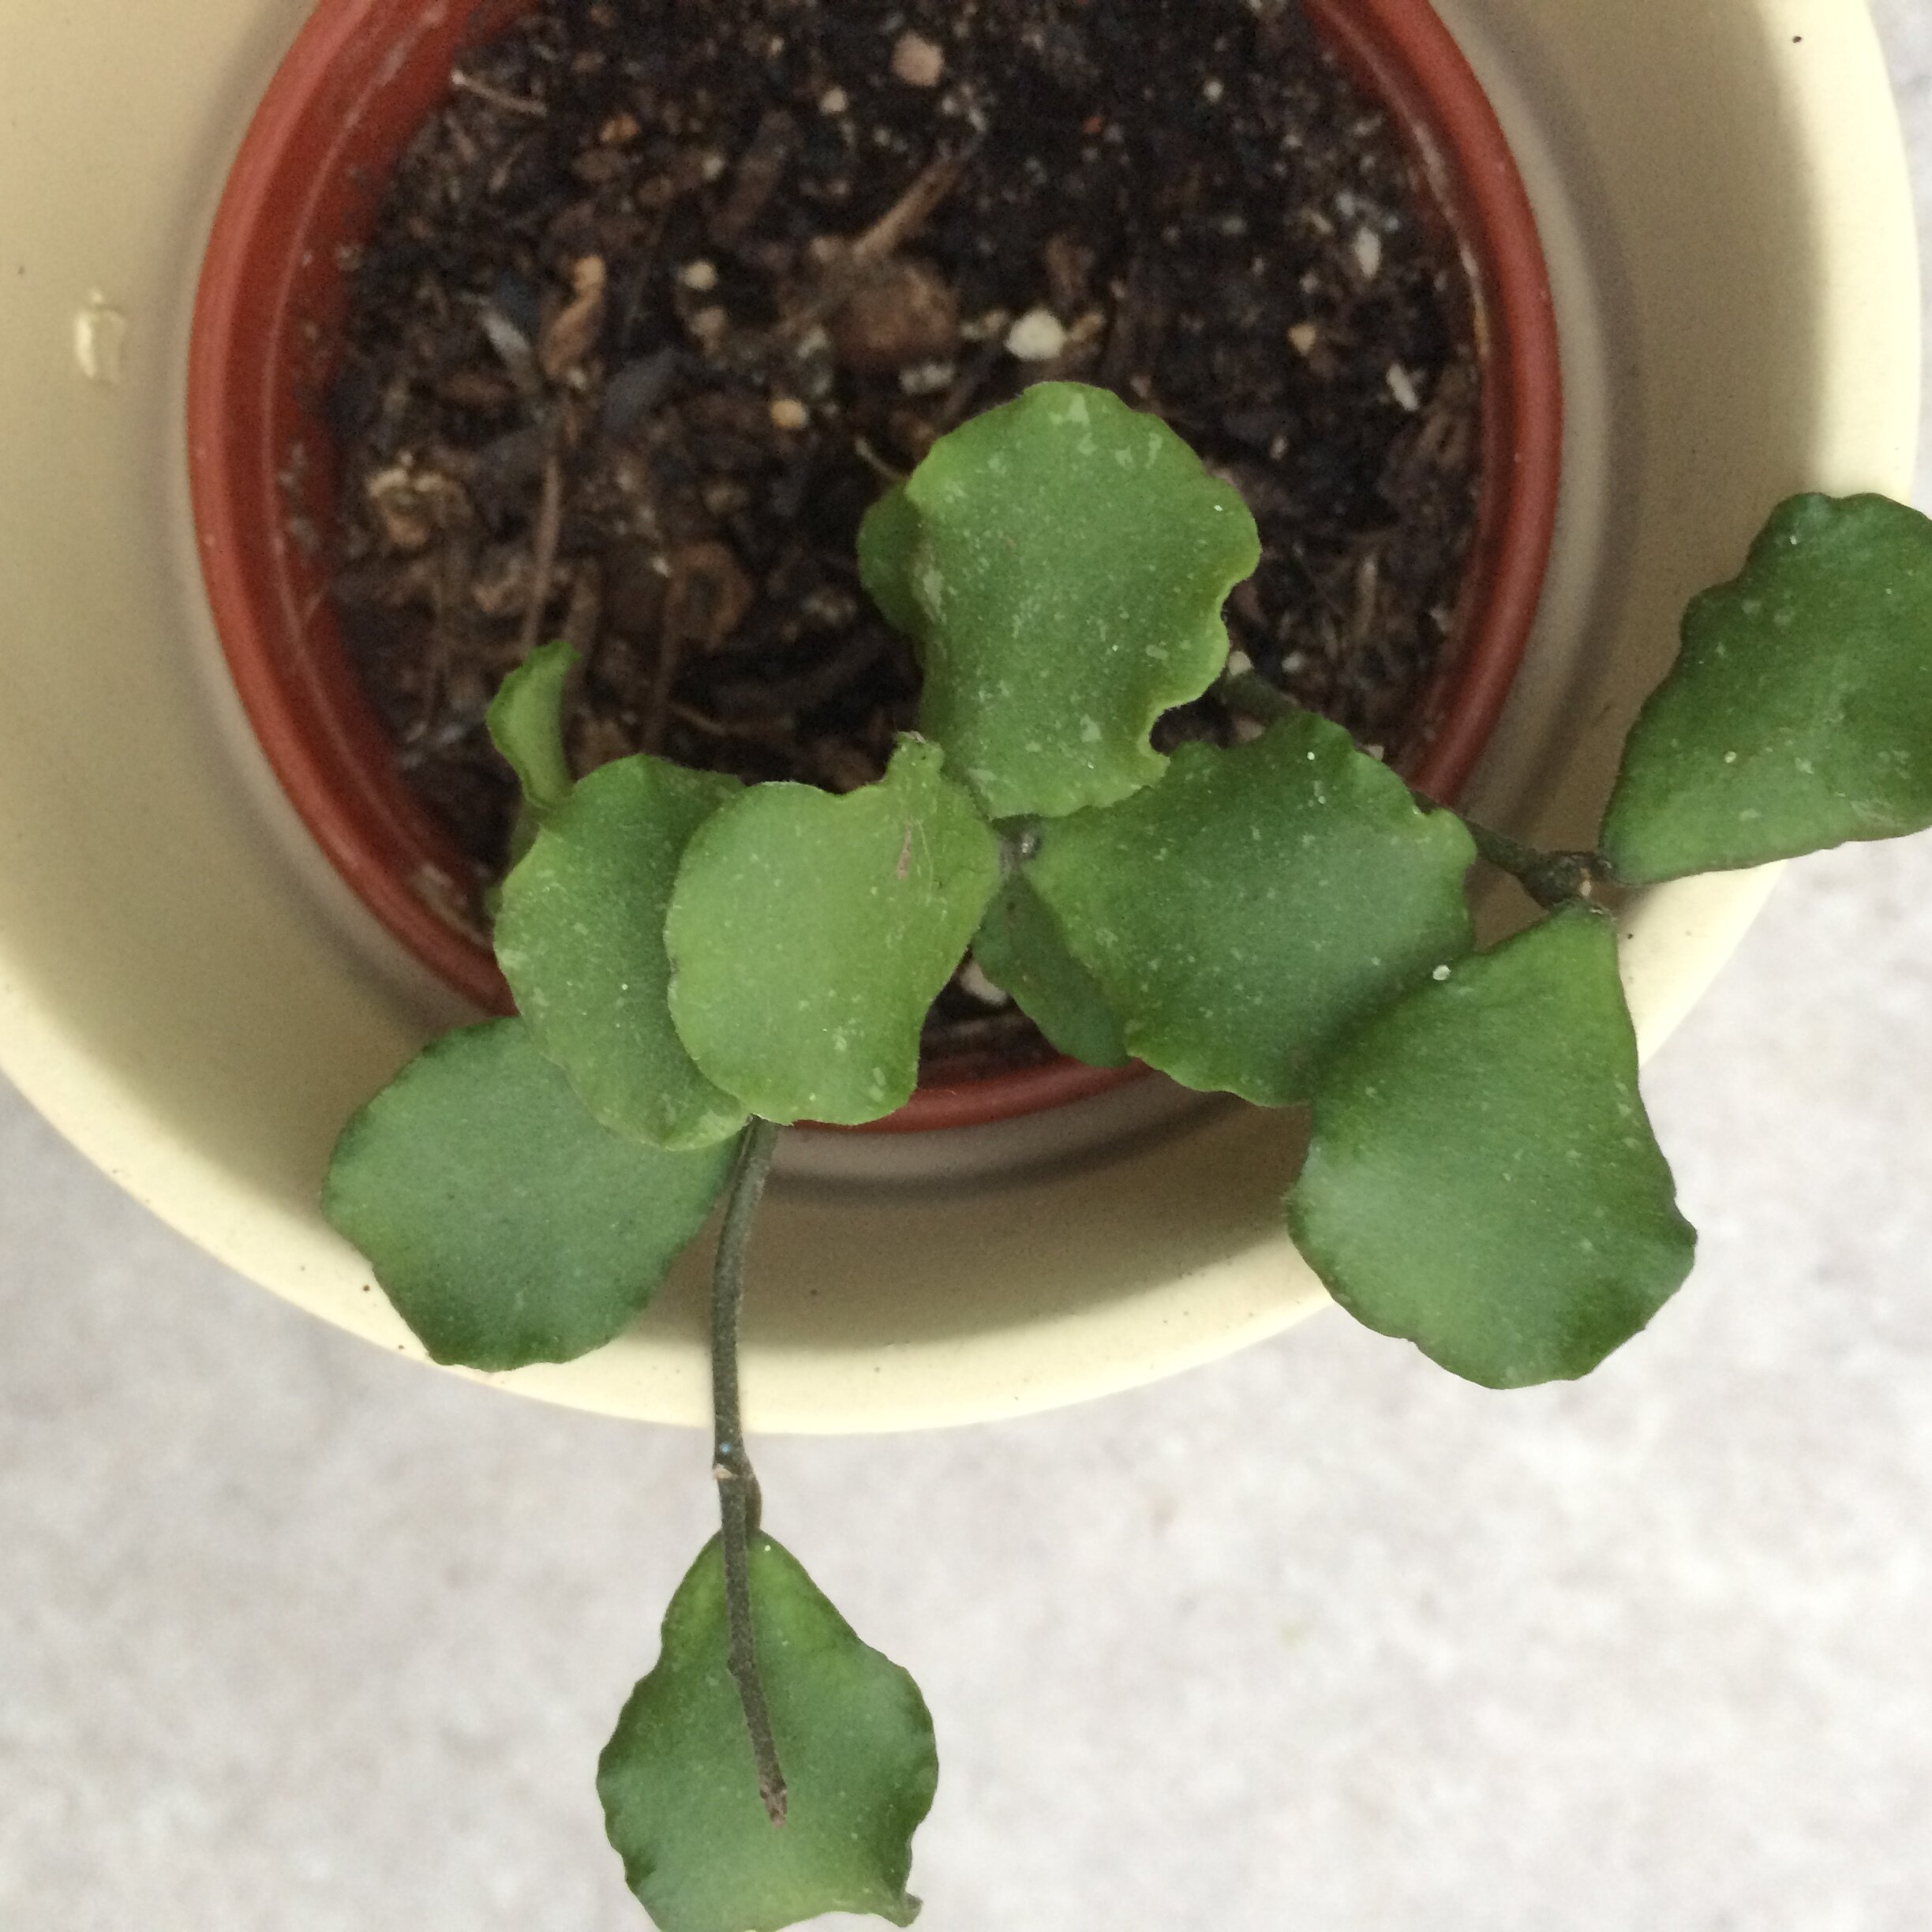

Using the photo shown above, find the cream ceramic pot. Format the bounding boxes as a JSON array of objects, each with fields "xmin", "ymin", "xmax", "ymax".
[{"xmin": 0, "ymin": 0, "xmax": 1919, "ymax": 1432}]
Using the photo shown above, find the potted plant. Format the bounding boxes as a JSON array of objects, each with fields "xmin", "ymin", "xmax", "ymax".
[{"xmin": 0, "ymin": 3, "xmax": 1916, "ymax": 1916}]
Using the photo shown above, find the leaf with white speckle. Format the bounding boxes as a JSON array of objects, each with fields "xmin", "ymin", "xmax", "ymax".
[
  {"xmin": 495, "ymin": 754, "xmax": 747, "ymax": 1151},
  {"xmin": 1024, "ymin": 712, "xmax": 1474, "ymax": 1103},
  {"xmin": 859, "ymin": 383, "xmax": 1259, "ymax": 821},
  {"xmin": 1289, "ymin": 907, "xmax": 1696, "ymax": 1387},
  {"xmin": 1601, "ymin": 495, "xmax": 1932, "ymax": 881},
  {"xmin": 322, "ymin": 1020, "xmax": 738, "ymax": 1369},
  {"xmin": 600, "ymin": 1534, "xmax": 938, "ymax": 1932},
  {"xmin": 665, "ymin": 739, "xmax": 1000, "ymax": 1124}
]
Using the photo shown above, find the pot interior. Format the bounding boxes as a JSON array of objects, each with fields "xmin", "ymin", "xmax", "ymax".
[{"xmin": 187, "ymin": 0, "xmax": 1559, "ymax": 1134}]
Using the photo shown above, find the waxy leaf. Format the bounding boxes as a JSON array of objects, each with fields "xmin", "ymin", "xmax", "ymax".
[
  {"xmin": 322, "ymin": 1020, "xmax": 737, "ymax": 1369},
  {"xmin": 1601, "ymin": 495, "xmax": 1932, "ymax": 882},
  {"xmin": 1289, "ymin": 906, "xmax": 1696, "ymax": 1388},
  {"xmin": 600, "ymin": 1533, "xmax": 938, "ymax": 1932},
  {"xmin": 666, "ymin": 738, "xmax": 1001, "ymax": 1125},
  {"xmin": 1025, "ymin": 713, "xmax": 1475, "ymax": 1104},
  {"xmin": 971, "ymin": 867, "xmax": 1129, "ymax": 1069},
  {"xmin": 488, "ymin": 638, "xmax": 576, "ymax": 818},
  {"xmin": 861, "ymin": 382, "xmax": 1260, "ymax": 821},
  {"xmin": 496, "ymin": 755, "xmax": 747, "ymax": 1151}
]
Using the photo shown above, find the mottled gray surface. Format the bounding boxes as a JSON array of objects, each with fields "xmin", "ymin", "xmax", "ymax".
[{"xmin": 6, "ymin": 7, "xmax": 1932, "ymax": 1928}]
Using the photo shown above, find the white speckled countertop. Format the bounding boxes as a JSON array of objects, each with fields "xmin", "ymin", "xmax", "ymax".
[{"xmin": 6, "ymin": 6, "xmax": 1932, "ymax": 1927}]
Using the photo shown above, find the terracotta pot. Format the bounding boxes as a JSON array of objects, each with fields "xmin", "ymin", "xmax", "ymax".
[{"xmin": 188, "ymin": 0, "xmax": 1562, "ymax": 1135}]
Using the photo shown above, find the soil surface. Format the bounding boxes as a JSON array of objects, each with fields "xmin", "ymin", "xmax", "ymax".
[{"xmin": 328, "ymin": 0, "xmax": 1481, "ymax": 1073}]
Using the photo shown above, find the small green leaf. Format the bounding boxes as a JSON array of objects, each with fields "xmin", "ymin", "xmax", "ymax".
[
  {"xmin": 321, "ymin": 1020, "xmax": 737, "ymax": 1369},
  {"xmin": 890, "ymin": 381, "xmax": 1260, "ymax": 820},
  {"xmin": 1288, "ymin": 906, "xmax": 1696, "ymax": 1388},
  {"xmin": 487, "ymin": 639, "xmax": 576, "ymax": 818},
  {"xmin": 600, "ymin": 1533, "xmax": 938, "ymax": 1932},
  {"xmin": 971, "ymin": 867, "xmax": 1129, "ymax": 1069},
  {"xmin": 1026, "ymin": 712, "xmax": 1475, "ymax": 1105},
  {"xmin": 856, "ymin": 482, "xmax": 929, "ymax": 643},
  {"xmin": 1601, "ymin": 494, "xmax": 1932, "ymax": 882},
  {"xmin": 665, "ymin": 738, "xmax": 1001, "ymax": 1125},
  {"xmin": 496, "ymin": 755, "xmax": 747, "ymax": 1150}
]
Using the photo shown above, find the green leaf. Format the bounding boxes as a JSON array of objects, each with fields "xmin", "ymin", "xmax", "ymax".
[
  {"xmin": 321, "ymin": 1020, "xmax": 738, "ymax": 1369},
  {"xmin": 886, "ymin": 381, "xmax": 1260, "ymax": 821},
  {"xmin": 1288, "ymin": 906, "xmax": 1696, "ymax": 1388},
  {"xmin": 1601, "ymin": 494, "xmax": 1932, "ymax": 882},
  {"xmin": 665, "ymin": 738, "xmax": 1001, "ymax": 1125},
  {"xmin": 600, "ymin": 1533, "xmax": 938, "ymax": 1932},
  {"xmin": 856, "ymin": 482, "xmax": 929, "ymax": 644},
  {"xmin": 487, "ymin": 638, "xmax": 577, "ymax": 818},
  {"xmin": 1025, "ymin": 712, "xmax": 1475, "ymax": 1105},
  {"xmin": 496, "ymin": 754, "xmax": 747, "ymax": 1151},
  {"xmin": 970, "ymin": 866, "xmax": 1129, "ymax": 1069}
]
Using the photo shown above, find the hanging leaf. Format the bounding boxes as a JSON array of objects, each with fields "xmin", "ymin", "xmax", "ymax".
[
  {"xmin": 495, "ymin": 755, "xmax": 747, "ymax": 1151},
  {"xmin": 600, "ymin": 1533, "xmax": 938, "ymax": 1932},
  {"xmin": 1601, "ymin": 494, "xmax": 1932, "ymax": 882},
  {"xmin": 321, "ymin": 1020, "xmax": 738, "ymax": 1370},
  {"xmin": 859, "ymin": 382, "xmax": 1260, "ymax": 821},
  {"xmin": 487, "ymin": 638, "xmax": 577, "ymax": 819},
  {"xmin": 971, "ymin": 867, "xmax": 1129, "ymax": 1069},
  {"xmin": 665, "ymin": 738, "xmax": 1001, "ymax": 1125},
  {"xmin": 1024, "ymin": 712, "xmax": 1474, "ymax": 1104},
  {"xmin": 1288, "ymin": 906, "xmax": 1696, "ymax": 1388}
]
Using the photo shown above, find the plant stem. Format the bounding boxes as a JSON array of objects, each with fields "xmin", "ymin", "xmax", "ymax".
[
  {"xmin": 1219, "ymin": 666, "xmax": 1300, "ymax": 727},
  {"xmin": 1218, "ymin": 667, "xmax": 1605, "ymax": 910},
  {"xmin": 1457, "ymin": 818, "xmax": 1606, "ymax": 912},
  {"xmin": 711, "ymin": 1117, "xmax": 788, "ymax": 1827}
]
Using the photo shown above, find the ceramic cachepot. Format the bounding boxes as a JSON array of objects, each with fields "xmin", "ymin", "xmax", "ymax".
[
  {"xmin": 185, "ymin": 0, "xmax": 1561, "ymax": 1134},
  {"xmin": 0, "ymin": 0, "xmax": 1918, "ymax": 1430}
]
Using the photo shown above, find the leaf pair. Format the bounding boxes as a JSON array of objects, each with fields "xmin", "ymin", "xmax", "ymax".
[
  {"xmin": 1291, "ymin": 492, "xmax": 1932, "ymax": 1388},
  {"xmin": 324, "ymin": 655, "xmax": 744, "ymax": 1373},
  {"xmin": 964, "ymin": 717, "xmax": 1694, "ymax": 1390},
  {"xmin": 496, "ymin": 732, "xmax": 999, "ymax": 1136}
]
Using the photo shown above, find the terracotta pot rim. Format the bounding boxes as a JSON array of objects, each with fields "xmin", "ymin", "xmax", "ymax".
[{"xmin": 188, "ymin": 0, "xmax": 1563, "ymax": 1139}]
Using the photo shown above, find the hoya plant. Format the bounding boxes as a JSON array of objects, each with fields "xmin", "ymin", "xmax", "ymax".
[{"xmin": 323, "ymin": 382, "xmax": 1932, "ymax": 1931}]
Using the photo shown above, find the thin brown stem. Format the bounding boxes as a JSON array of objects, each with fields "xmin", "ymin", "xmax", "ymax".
[
  {"xmin": 450, "ymin": 69, "xmax": 549, "ymax": 118},
  {"xmin": 773, "ymin": 148, "xmax": 975, "ymax": 346},
  {"xmin": 710, "ymin": 1119, "xmax": 787, "ymax": 1827}
]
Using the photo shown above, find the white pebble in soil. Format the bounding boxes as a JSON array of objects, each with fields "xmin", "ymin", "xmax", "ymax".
[
  {"xmin": 1005, "ymin": 308, "xmax": 1068, "ymax": 363},
  {"xmin": 890, "ymin": 32, "xmax": 945, "ymax": 88}
]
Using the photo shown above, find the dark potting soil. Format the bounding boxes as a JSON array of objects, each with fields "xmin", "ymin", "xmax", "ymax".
[{"xmin": 328, "ymin": 0, "xmax": 1481, "ymax": 1076}]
